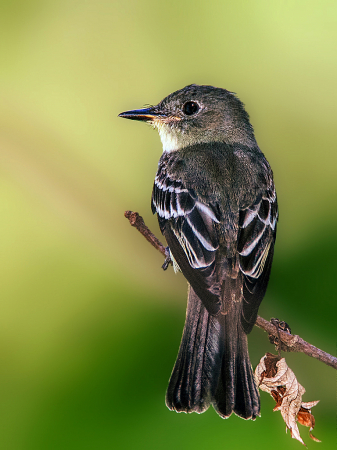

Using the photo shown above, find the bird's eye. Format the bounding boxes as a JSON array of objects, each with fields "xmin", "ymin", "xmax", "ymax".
[{"xmin": 183, "ymin": 101, "xmax": 199, "ymax": 116}]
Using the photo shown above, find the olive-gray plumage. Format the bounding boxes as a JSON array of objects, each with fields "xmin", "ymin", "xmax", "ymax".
[{"xmin": 119, "ymin": 84, "xmax": 278, "ymax": 420}]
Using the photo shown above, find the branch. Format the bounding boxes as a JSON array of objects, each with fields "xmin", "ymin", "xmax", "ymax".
[
  {"xmin": 125, "ymin": 210, "xmax": 337, "ymax": 370},
  {"xmin": 124, "ymin": 211, "xmax": 171, "ymax": 269},
  {"xmin": 124, "ymin": 210, "xmax": 167, "ymax": 255},
  {"xmin": 255, "ymin": 316, "xmax": 336, "ymax": 369}
]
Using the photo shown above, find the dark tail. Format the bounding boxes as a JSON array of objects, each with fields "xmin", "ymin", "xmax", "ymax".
[
  {"xmin": 166, "ymin": 286, "xmax": 223, "ymax": 413},
  {"xmin": 166, "ymin": 288, "xmax": 260, "ymax": 419},
  {"xmin": 213, "ymin": 301, "xmax": 260, "ymax": 420}
]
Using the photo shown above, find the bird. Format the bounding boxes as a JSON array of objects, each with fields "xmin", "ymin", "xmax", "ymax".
[{"xmin": 119, "ymin": 84, "xmax": 278, "ymax": 420}]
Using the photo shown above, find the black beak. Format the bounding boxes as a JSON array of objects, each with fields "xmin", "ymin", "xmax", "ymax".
[{"xmin": 118, "ymin": 106, "xmax": 164, "ymax": 121}]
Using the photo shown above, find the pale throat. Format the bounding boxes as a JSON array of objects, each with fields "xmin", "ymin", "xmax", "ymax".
[
  {"xmin": 155, "ymin": 122, "xmax": 182, "ymax": 153},
  {"xmin": 158, "ymin": 129, "xmax": 181, "ymax": 152}
]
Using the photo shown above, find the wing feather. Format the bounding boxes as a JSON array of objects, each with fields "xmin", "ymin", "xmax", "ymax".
[
  {"xmin": 238, "ymin": 182, "xmax": 278, "ymax": 333},
  {"xmin": 152, "ymin": 175, "xmax": 219, "ymax": 270},
  {"xmin": 152, "ymin": 173, "xmax": 222, "ymax": 315}
]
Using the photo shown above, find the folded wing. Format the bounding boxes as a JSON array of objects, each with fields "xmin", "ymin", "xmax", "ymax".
[
  {"xmin": 152, "ymin": 172, "xmax": 222, "ymax": 315},
  {"xmin": 238, "ymin": 183, "xmax": 278, "ymax": 333}
]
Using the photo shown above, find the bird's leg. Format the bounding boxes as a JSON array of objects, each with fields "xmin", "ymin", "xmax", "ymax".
[
  {"xmin": 269, "ymin": 318, "xmax": 292, "ymax": 358},
  {"xmin": 162, "ymin": 247, "xmax": 172, "ymax": 271}
]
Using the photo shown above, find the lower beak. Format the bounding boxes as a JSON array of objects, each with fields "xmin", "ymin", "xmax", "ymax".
[{"xmin": 118, "ymin": 106, "xmax": 164, "ymax": 121}]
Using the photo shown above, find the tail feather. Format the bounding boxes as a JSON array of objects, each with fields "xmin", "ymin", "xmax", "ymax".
[
  {"xmin": 166, "ymin": 288, "xmax": 260, "ymax": 419},
  {"xmin": 213, "ymin": 302, "xmax": 260, "ymax": 419},
  {"xmin": 166, "ymin": 286, "xmax": 223, "ymax": 413}
]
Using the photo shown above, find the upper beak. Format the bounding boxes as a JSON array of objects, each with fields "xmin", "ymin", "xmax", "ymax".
[{"xmin": 118, "ymin": 106, "xmax": 164, "ymax": 122}]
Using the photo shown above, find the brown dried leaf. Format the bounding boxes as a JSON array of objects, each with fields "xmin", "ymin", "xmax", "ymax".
[{"xmin": 255, "ymin": 353, "xmax": 320, "ymax": 446}]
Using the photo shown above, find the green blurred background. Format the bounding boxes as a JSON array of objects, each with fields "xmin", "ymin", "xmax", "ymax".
[{"xmin": 0, "ymin": 1, "xmax": 336, "ymax": 449}]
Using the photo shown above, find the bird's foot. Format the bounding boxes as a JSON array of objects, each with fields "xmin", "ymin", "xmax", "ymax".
[
  {"xmin": 161, "ymin": 247, "xmax": 172, "ymax": 271},
  {"xmin": 269, "ymin": 318, "xmax": 292, "ymax": 357}
]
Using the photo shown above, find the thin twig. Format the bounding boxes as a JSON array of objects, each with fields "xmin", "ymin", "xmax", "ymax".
[
  {"xmin": 255, "ymin": 316, "xmax": 336, "ymax": 369},
  {"xmin": 125, "ymin": 210, "xmax": 337, "ymax": 370},
  {"xmin": 124, "ymin": 210, "xmax": 167, "ymax": 256}
]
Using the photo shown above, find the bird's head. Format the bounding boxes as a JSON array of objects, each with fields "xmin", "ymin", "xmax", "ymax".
[{"xmin": 118, "ymin": 84, "xmax": 256, "ymax": 151}]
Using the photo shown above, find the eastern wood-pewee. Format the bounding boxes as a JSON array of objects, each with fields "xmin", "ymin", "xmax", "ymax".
[{"xmin": 119, "ymin": 84, "xmax": 278, "ymax": 420}]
